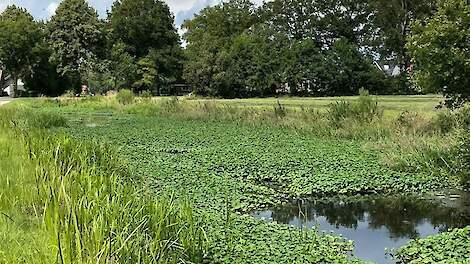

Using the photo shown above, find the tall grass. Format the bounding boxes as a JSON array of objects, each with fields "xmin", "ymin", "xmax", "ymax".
[{"xmin": 0, "ymin": 108, "xmax": 207, "ymax": 263}]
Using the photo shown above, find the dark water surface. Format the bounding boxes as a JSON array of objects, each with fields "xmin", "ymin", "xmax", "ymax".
[{"xmin": 252, "ymin": 193, "xmax": 470, "ymax": 264}]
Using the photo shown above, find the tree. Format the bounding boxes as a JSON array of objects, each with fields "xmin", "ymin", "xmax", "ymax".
[
  {"xmin": 0, "ymin": 6, "xmax": 41, "ymax": 97},
  {"xmin": 23, "ymin": 35, "xmax": 69, "ymax": 96},
  {"xmin": 109, "ymin": 43, "xmax": 138, "ymax": 91},
  {"xmin": 109, "ymin": 0, "xmax": 183, "ymax": 93},
  {"xmin": 134, "ymin": 53, "xmax": 159, "ymax": 93},
  {"xmin": 407, "ymin": 0, "xmax": 470, "ymax": 108},
  {"xmin": 183, "ymin": 0, "xmax": 258, "ymax": 96},
  {"xmin": 109, "ymin": 0, "xmax": 180, "ymax": 58},
  {"xmin": 372, "ymin": 0, "xmax": 436, "ymax": 82},
  {"xmin": 47, "ymin": 0, "xmax": 103, "ymax": 88}
]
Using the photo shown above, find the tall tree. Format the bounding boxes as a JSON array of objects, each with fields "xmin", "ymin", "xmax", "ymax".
[
  {"xmin": 109, "ymin": 0, "xmax": 182, "ymax": 93},
  {"xmin": 183, "ymin": 0, "xmax": 258, "ymax": 96},
  {"xmin": 109, "ymin": 0, "xmax": 180, "ymax": 58},
  {"xmin": 407, "ymin": 0, "xmax": 470, "ymax": 108},
  {"xmin": 0, "ymin": 6, "xmax": 41, "ymax": 97},
  {"xmin": 373, "ymin": 0, "xmax": 436, "ymax": 74},
  {"xmin": 47, "ymin": 0, "xmax": 103, "ymax": 87}
]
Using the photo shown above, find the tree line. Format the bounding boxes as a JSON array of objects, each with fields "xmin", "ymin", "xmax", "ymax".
[
  {"xmin": 0, "ymin": 0, "xmax": 181, "ymax": 97},
  {"xmin": 0, "ymin": 0, "xmax": 468, "ymax": 107}
]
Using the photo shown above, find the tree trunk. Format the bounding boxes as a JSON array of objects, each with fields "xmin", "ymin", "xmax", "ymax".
[{"xmin": 12, "ymin": 74, "xmax": 18, "ymax": 98}]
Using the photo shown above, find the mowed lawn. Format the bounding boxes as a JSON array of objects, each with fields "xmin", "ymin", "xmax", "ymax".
[{"xmin": 191, "ymin": 95, "xmax": 443, "ymax": 116}]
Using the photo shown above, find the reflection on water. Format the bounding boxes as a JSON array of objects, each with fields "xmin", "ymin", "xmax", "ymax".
[{"xmin": 252, "ymin": 193, "xmax": 470, "ymax": 264}]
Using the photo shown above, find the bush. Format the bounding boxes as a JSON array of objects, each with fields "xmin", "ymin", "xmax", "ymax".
[
  {"xmin": 140, "ymin": 90, "xmax": 153, "ymax": 99},
  {"xmin": 396, "ymin": 111, "xmax": 418, "ymax": 128},
  {"xmin": 431, "ymin": 110, "xmax": 458, "ymax": 134},
  {"xmin": 457, "ymin": 106, "xmax": 470, "ymax": 130},
  {"xmin": 116, "ymin": 89, "xmax": 135, "ymax": 105},
  {"xmin": 328, "ymin": 101, "xmax": 352, "ymax": 125},
  {"xmin": 328, "ymin": 89, "xmax": 382, "ymax": 126},
  {"xmin": 355, "ymin": 89, "xmax": 382, "ymax": 121}
]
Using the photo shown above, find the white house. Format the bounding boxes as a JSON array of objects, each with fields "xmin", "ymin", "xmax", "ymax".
[
  {"xmin": 0, "ymin": 70, "xmax": 25, "ymax": 97},
  {"xmin": 373, "ymin": 61, "xmax": 401, "ymax": 77}
]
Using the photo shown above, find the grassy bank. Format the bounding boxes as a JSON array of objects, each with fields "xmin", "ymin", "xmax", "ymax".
[{"xmin": 0, "ymin": 108, "xmax": 207, "ymax": 263}]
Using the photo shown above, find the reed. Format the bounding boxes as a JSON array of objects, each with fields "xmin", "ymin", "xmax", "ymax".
[{"xmin": 0, "ymin": 108, "xmax": 207, "ymax": 263}]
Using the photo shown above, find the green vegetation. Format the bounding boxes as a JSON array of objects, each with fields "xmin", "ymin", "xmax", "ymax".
[
  {"xmin": 408, "ymin": 0, "xmax": 470, "ymax": 108},
  {"xmin": 0, "ymin": 5, "xmax": 41, "ymax": 97},
  {"xmin": 1, "ymin": 0, "xmax": 468, "ymax": 106},
  {"xmin": 2, "ymin": 94, "xmax": 469, "ymax": 263},
  {"xmin": 394, "ymin": 227, "xmax": 470, "ymax": 263},
  {"xmin": 1, "ymin": 0, "xmax": 469, "ymax": 261},
  {"xmin": 116, "ymin": 89, "xmax": 135, "ymax": 105},
  {"xmin": 0, "ymin": 107, "xmax": 207, "ymax": 263}
]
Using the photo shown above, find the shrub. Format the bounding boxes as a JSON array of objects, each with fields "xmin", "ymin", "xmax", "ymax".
[
  {"xmin": 328, "ymin": 101, "xmax": 352, "ymax": 125},
  {"xmin": 140, "ymin": 90, "xmax": 153, "ymax": 99},
  {"xmin": 396, "ymin": 111, "xmax": 417, "ymax": 128},
  {"xmin": 116, "ymin": 89, "xmax": 135, "ymax": 105},
  {"xmin": 354, "ymin": 89, "xmax": 382, "ymax": 122},
  {"xmin": 457, "ymin": 106, "xmax": 470, "ymax": 130},
  {"xmin": 328, "ymin": 89, "xmax": 382, "ymax": 126},
  {"xmin": 431, "ymin": 110, "xmax": 458, "ymax": 134}
]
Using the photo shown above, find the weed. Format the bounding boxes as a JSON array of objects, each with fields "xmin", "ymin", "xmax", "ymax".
[
  {"xmin": 328, "ymin": 89, "xmax": 382, "ymax": 127},
  {"xmin": 140, "ymin": 90, "xmax": 153, "ymax": 99},
  {"xmin": 432, "ymin": 110, "xmax": 458, "ymax": 134},
  {"xmin": 116, "ymin": 89, "xmax": 134, "ymax": 105},
  {"xmin": 274, "ymin": 100, "xmax": 287, "ymax": 119},
  {"xmin": 457, "ymin": 133, "xmax": 470, "ymax": 188}
]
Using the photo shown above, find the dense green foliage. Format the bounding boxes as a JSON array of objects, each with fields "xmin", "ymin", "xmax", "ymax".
[
  {"xmin": 1, "ymin": 0, "xmax": 468, "ymax": 102},
  {"xmin": 107, "ymin": 0, "xmax": 183, "ymax": 94},
  {"xmin": 394, "ymin": 226, "xmax": 470, "ymax": 263},
  {"xmin": 183, "ymin": 0, "xmax": 392, "ymax": 97},
  {"xmin": 372, "ymin": 0, "xmax": 436, "ymax": 92},
  {"xmin": 116, "ymin": 88, "xmax": 135, "ymax": 105},
  {"xmin": 47, "ymin": 0, "xmax": 104, "ymax": 87},
  {"xmin": 0, "ymin": 6, "xmax": 41, "ymax": 97},
  {"xmin": 407, "ymin": 0, "xmax": 470, "ymax": 108}
]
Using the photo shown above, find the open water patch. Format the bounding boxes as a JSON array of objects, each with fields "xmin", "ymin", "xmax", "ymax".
[{"xmin": 252, "ymin": 192, "xmax": 470, "ymax": 263}]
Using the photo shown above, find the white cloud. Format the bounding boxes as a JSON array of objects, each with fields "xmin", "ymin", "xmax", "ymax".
[{"xmin": 46, "ymin": 2, "xmax": 58, "ymax": 17}]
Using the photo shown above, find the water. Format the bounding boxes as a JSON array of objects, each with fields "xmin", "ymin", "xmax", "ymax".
[{"xmin": 252, "ymin": 193, "xmax": 470, "ymax": 264}]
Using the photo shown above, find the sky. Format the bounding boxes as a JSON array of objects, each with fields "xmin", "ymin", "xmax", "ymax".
[{"xmin": 0, "ymin": 0, "xmax": 266, "ymax": 28}]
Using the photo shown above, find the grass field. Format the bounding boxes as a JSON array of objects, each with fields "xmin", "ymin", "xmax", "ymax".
[
  {"xmin": 0, "ymin": 94, "xmax": 468, "ymax": 263},
  {"xmin": 194, "ymin": 95, "xmax": 443, "ymax": 115}
]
